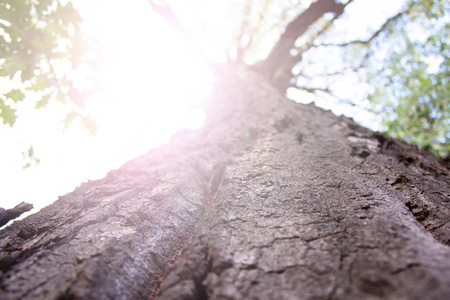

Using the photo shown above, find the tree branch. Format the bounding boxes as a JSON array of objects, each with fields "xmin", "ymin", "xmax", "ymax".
[
  {"xmin": 299, "ymin": 86, "xmax": 332, "ymax": 94},
  {"xmin": 259, "ymin": 0, "xmax": 354, "ymax": 89},
  {"xmin": 281, "ymin": 0, "xmax": 346, "ymax": 40},
  {"xmin": 293, "ymin": 85, "xmax": 358, "ymax": 107},
  {"xmin": 147, "ymin": 1, "xmax": 186, "ymax": 36},
  {"xmin": 313, "ymin": 4, "xmax": 413, "ymax": 48},
  {"xmin": 147, "ymin": 1, "xmax": 215, "ymax": 69},
  {"xmin": 0, "ymin": 202, "xmax": 33, "ymax": 227}
]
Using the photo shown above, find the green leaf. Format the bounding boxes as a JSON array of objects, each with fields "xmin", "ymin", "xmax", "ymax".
[
  {"xmin": 1, "ymin": 54, "xmax": 26, "ymax": 79},
  {"xmin": 63, "ymin": 110, "xmax": 77, "ymax": 129},
  {"xmin": 22, "ymin": 145, "xmax": 40, "ymax": 169},
  {"xmin": 0, "ymin": 68, "xmax": 9, "ymax": 77},
  {"xmin": 81, "ymin": 115, "xmax": 97, "ymax": 135},
  {"xmin": 21, "ymin": 65, "xmax": 35, "ymax": 81},
  {"xmin": 4, "ymin": 89, "xmax": 25, "ymax": 102},
  {"xmin": 0, "ymin": 101, "xmax": 17, "ymax": 126},
  {"xmin": 35, "ymin": 92, "xmax": 51, "ymax": 109},
  {"xmin": 28, "ymin": 76, "xmax": 51, "ymax": 92},
  {"xmin": 36, "ymin": 0, "xmax": 54, "ymax": 14}
]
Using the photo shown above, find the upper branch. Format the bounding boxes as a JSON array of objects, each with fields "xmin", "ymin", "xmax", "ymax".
[
  {"xmin": 0, "ymin": 202, "xmax": 33, "ymax": 227},
  {"xmin": 147, "ymin": 1, "xmax": 215, "ymax": 69},
  {"xmin": 281, "ymin": 0, "xmax": 346, "ymax": 40},
  {"xmin": 313, "ymin": 4, "xmax": 413, "ymax": 48},
  {"xmin": 147, "ymin": 1, "xmax": 185, "ymax": 35},
  {"xmin": 259, "ymin": 0, "xmax": 353, "ymax": 86}
]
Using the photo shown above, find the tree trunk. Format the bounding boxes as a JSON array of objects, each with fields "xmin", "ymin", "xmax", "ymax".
[{"xmin": 1, "ymin": 64, "xmax": 449, "ymax": 299}]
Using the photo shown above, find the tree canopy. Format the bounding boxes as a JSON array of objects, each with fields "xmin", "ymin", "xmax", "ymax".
[
  {"xmin": 367, "ymin": 0, "xmax": 449, "ymax": 157},
  {"xmin": 0, "ymin": 0, "xmax": 93, "ymax": 131}
]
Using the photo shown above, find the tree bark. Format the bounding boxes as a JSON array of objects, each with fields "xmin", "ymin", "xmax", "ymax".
[{"xmin": 1, "ymin": 64, "xmax": 449, "ymax": 299}]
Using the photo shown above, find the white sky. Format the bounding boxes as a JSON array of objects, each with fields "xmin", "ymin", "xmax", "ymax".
[
  {"xmin": 0, "ymin": 0, "xmax": 407, "ymax": 215},
  {"xmin": 0, "ymin": 0, "xmax": 211, "ymax": 212}
]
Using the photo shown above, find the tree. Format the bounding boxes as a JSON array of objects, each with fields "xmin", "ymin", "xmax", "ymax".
[{"xmin": 1, "ymin": 0, "xmax": 450, "ymax": 299}]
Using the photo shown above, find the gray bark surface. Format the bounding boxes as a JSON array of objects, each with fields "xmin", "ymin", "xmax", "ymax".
[{"xmin": 1, "ymin": 65, "xmax": 449, "ymax": 299}]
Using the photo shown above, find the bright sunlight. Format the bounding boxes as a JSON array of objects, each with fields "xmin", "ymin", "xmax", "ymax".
[{"xmin": 0, "ymin": 0, "xmax": 212, "ymax": 211}]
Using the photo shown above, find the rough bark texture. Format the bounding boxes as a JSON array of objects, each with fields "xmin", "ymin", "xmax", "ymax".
[{"xmin": 1, "ymin": 65, "xmax": 449, "ymax": 299}]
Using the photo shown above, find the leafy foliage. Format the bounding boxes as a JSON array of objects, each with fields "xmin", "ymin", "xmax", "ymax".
[
  {"xmin": 22, "ymin": 145, "xmax": 39, "ymax": 169},
  {"xmin": 368, "ymin": 0, "xmax": 449, "ymax": 157},
  {"xmin": 0, "ymin": 0, "xmax": 95, "ymax": 132}
]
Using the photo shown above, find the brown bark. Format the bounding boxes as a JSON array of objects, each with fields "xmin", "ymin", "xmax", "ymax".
[{"xmin": 1, "ymin": 65, "xmax": 449, "ymax": 299}]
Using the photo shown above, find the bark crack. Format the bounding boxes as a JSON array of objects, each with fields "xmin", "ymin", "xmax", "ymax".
[{"xmin": 207, "ymin": 162, "xmax": 225, "ymax": 203}]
